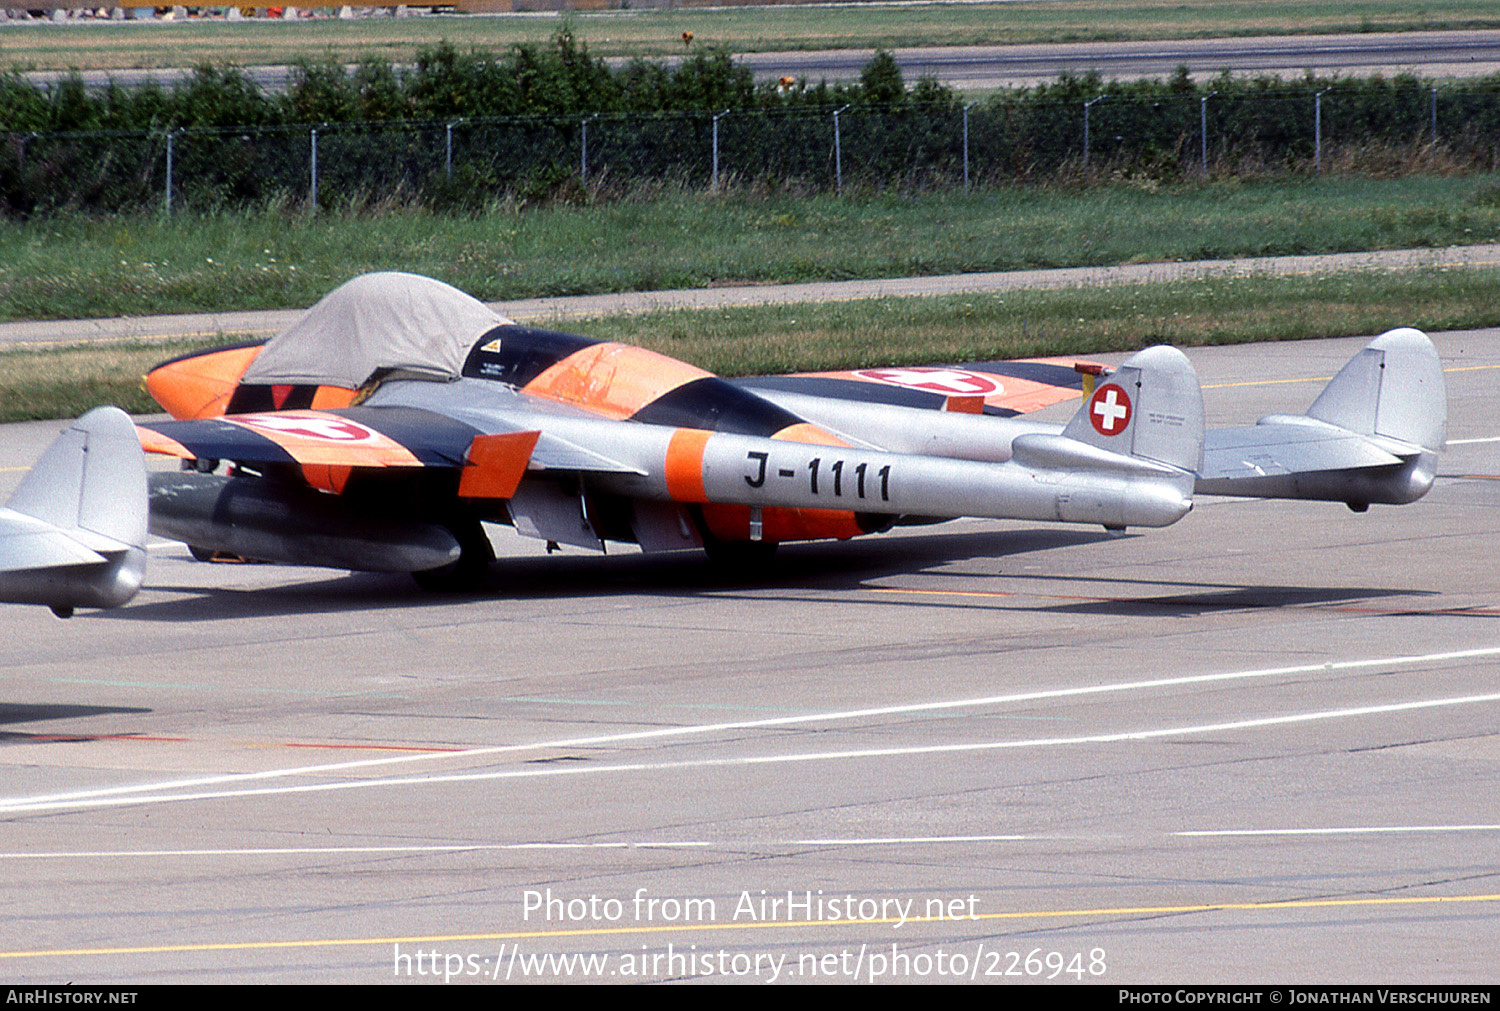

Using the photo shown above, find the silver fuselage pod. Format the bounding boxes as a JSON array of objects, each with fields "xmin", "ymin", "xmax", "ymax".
[
  {"xmin": 0, "ymin": 407, "xmax": 148, "ymax": 615},
  {"xmin": 754, "ymin": 330, "xmax": 1446, "ymax": 511}
]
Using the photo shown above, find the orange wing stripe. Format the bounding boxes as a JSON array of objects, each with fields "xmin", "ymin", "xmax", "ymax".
[
  {"xmin": 942, "ymin": 395, "xmax": 986, "ymax": 414},
  {"xmin": 223, "ymin": 411, "xmax": 422, "ymax": 468},
  {"xmin": 310, "ymin": 386, "xmax": 358, "ymax": 410},
  {"xmin": 135, "ymin": 426, "xmax": 194, "ymax": 459},
  {"xmin": 302, "ymin": 464, "xmax": 353, "ymax": 494},
  {"xmin": 458, "ymin": 431, "xmax": 540, "ymax": 499}
]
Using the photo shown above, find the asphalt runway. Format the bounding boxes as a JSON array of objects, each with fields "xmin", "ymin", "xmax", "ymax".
[
  {"xmin": 28, "ymin": 30, "xmax": 1500, "ymax": 92},
  {"xmin": 0, "ymin": 329, "xmax": 1496, "ymax": 984},
  {"xmin": 743, "ymin": 30, "xmax": 1500, "ymax": 89}
]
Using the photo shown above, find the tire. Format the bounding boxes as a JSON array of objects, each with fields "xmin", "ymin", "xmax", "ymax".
[{"xmin": 701, "ymin": 537, "xmax": 779, "ymax": 569}]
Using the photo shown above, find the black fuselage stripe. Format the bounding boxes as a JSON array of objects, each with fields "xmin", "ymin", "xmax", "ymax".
[
  {"xmin": 631, "ymin": 376, "xmax": 806, "ymax": 437},
  {"xmin": 962, "ymin": 360, "xmax": 1086, "ymax": 388},
  {"xmin": 735, "ymin": 376, "xmax": 1022, "ymax": 417},
  {"xmin": 737, "ymin": 375, "xmax": 947, "ymax": 409}
]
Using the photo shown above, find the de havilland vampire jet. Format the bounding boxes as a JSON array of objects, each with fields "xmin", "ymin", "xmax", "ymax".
[{"xmin": 0, "ymin": 272, "xmax": 1446, "ymax": 613}]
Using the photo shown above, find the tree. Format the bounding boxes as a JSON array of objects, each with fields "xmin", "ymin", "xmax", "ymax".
[{"xmin": 859, "ymin": 50, "xmax": 905, "ymax": 105}]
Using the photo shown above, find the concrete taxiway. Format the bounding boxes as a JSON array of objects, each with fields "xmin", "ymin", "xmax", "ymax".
[{"xmin": 0, "ymin": 329, "xmax": 1496, "ymax": 984}]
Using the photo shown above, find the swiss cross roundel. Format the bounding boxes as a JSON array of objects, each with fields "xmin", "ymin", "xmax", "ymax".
[
  {"xmin": 850, "ymin": 367, "xmax": 1004, "ymax": 396},
  {"xmin": 237, "ymin": 413, "xmax": 378, "ymax": 443},
  {"xmin": 1088, "ymin": 383, "xmax": 1132, "ymax": 436}
]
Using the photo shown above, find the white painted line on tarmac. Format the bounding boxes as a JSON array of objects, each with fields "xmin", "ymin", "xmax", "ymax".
[
  {"xmin": 1177, "ymin": 825, "xmax": 1500, "ymax": 837},
  {"xmin": 5, "ymin": 689, "xmax": 1499, "ymax": 816},
  {"xmin": 8, "ymin": 823, "xmax": 1500, "ymax": 863},
  {"xmin": 0, "ymin": 835, "xmax": 1041, "ymax": 861},
  {"xmin": 4, "ymin": 644, "xmax": 1499, "ymax": 814}
]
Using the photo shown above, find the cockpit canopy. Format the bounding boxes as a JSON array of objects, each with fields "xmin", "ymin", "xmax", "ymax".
[
  {"xmin": 145, "ymin": 272, "xmax": 517, "ymax": 419},
  {"xmin": 243, "ymin": 272, "xmax": 514, "ymax": 390}
]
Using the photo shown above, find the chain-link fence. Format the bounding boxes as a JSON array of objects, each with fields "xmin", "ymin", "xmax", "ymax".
[{"xmin": 5, "ymin": 85, "xmax": 1500, "ymax": 216}]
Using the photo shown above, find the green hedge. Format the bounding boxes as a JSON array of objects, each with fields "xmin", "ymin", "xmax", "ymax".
[{"xmin": 2, "ymin": 36, "xmax": 1498, "ymax": 215}]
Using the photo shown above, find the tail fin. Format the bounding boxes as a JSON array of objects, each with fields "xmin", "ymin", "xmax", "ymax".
[
  {"xmin": 1061, "ymin": 345, "xmax": 1205, "ymax": 472},
  {"xmin": 0, "ymin": 407, "xmax": 148, "ymax": 615},
  {"xmin": 1306, "ymin": 327, "xmax": 1446, "ymax": 453},
  {"xmin": 1003, "ymin": 347, "xmax": 1201, "ymax": 531}
]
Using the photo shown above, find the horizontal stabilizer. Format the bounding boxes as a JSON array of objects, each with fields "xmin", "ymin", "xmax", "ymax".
[
  {"xmin": 0, "ymin": 520, "xmax": 110, "ymax": 571},
  {"xmin": 0, "ymin": 407, "xmax": 148, "ymax": 614}
]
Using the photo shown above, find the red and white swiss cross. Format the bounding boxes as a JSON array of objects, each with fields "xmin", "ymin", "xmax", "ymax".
[
  {"xmin": 851, "ymin": 367, "xmax": 1004, "ymax": 396},
  {"xmin": 1087, "ymin": 384, "xmax": 1132, "ymax": 436},
  {"xmin": 234, "ymin": 411, "xmax": 379, "ymax": 443}
]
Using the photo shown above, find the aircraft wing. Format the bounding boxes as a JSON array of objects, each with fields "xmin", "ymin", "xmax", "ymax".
[
  {"xmin": 138, "ymin": 406, "xmax": 480, "ymax": 469},
  {"xmin": 735, "ymin": 357, "xmax": 1095, "ymax": 418},
  {"xmin": 138, "ymin": 404, "xmax": 641, "ymax": 478},
  {"xmin": 133, "ymin": 336, "xmax": 1205, "ymax": 582}
]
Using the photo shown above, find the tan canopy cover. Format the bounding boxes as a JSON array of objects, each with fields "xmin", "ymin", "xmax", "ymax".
[{"xmin": 242, "ymin": 272, "xmax": 513, "ymax": 388}]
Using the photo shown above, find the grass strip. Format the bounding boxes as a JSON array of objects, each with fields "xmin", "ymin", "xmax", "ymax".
[
  {"xmin": 590, "ymin": 265, "xmax": 1500, "ymax": 376},
  {"xmin": 3, "ymin": 266, "xmax": 1494, "ymax": 422},
  {"xmin": 5, "ymin": 3, "xmax": 1500, "ymax": 70},
  {"xmin": 0, "ymin": 338, "xmax": 223, "ymax": 423},
  {"xmin": 4, "ymin": 175, "xmax": 1500, "ymax": 323}
]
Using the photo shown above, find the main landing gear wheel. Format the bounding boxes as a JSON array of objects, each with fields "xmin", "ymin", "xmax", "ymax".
[
  {"xmin": 188, "ymin": 545, "xmax": 260, "ymax": 563},
  {"xmin": 701, "ymin": 538, "xmax": 779, "ymax": 569},
  {"xmin": 412, "ymin": 521, "xmax": 494, "ymax": 592}
]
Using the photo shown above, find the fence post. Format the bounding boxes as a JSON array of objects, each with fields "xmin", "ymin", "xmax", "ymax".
[
  {"xmin": 963, "ymin": 103, "xmax": 971, "ymax": 190},
  {"xmin": 164, "ymin": 129, "xmax": 175, "ymax": 216},
  {"xmin": 581, "ymin": 114, "xmax": 598, "ymax": 185},
  {"xmin": 1431, "ymin": 86, "xmax": 1438, "ymax": 144},
  {"xmin": 833, "ymin": 104, "xmax": 850, "ymax": 194},
  {"xmin": 1315, "ymin": 90, "xmax": 1326, "ymax": 173},
  {"xmin": 309, "ymin": 127, "xmax": 318, "ymax": 214},
  {"xmin": 1200, "ymin": 92, "xmax": 1216, "ymax": 176},
  {"xmin": 446, "ymin": 120, "xmax": 454, "ymax": 179},
  {"xmin": 712, "ymin": 109, "xmax": 728, "ymax": 192},
  {"xmin": 1083, "ymin": 95, "xmax": 1106, "ymax": 175}
]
